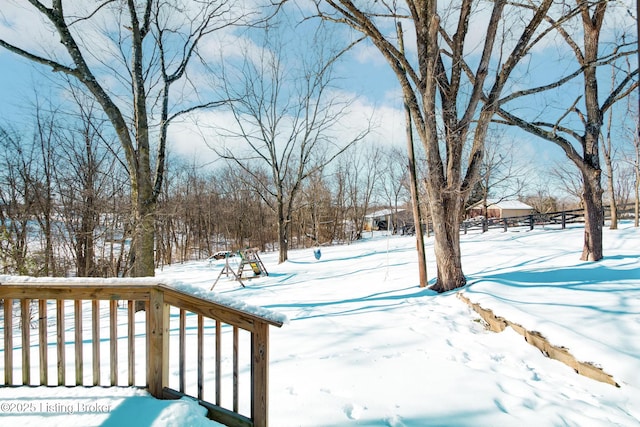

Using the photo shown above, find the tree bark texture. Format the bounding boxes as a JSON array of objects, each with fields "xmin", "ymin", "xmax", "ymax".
[
  {"xmin": 580, "ymin": 166, "xmax": 604, "ymax": 261},
  {"xmin": 277, "ymin": 202, "xmax": 289, "ymax": 264},
  {"xmin": 428, "ymin": 194, "xmax": 466, "ymax": 292}
]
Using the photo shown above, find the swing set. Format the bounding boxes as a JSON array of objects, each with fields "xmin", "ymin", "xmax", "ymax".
[{"xmin": 210, "ymin": 247, "xmax": 268, "ymax": 290}]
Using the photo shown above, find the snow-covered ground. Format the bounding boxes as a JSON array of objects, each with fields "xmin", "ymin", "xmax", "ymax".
[{"xmin": 1, "ymin": 222, "xmax": 639, "ymax": 426}]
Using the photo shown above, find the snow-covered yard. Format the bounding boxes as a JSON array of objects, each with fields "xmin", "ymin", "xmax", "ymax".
[{"xmin": 1, "ymin": 222, "xmax": 639, "ymax": 426}]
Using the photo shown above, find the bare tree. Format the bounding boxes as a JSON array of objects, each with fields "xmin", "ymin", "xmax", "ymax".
[
  {"xmin": 397, "ymin": 20, "xmax": 427, "ymax": 287},
  {"xmin": 313, "ymin": 0, "xmax": 554, "ymax": 291},
  {"xmin": 337, "ymin": 143, "xmax": 384, "ymax": 241},
  {"xmin": 550, "ymin": 160, "xmax": 584, "ymax": 206},
  {"xmin": 497, "ymin": 1, "xmax": 638, "ymax": 260},
  {"xmin": 619, "ymin": 103, "xmax": 640, "ymax": 227},
  {"xmin": 209, "ymin": 165, "xmax": 277, "ymax": 252},
  {"xmin": 470, "ymin": 134, "xmax": 531, "ymax": 231},
  {"xmin": 213, "ymin": 18, "xmax": 368, "ymax": 263},
  {"xmin": 327, "ymin": 163, "xmax": 350, "ymax": 243},
  {"xmin": 0, "ymin": 1, "xmax": 243, "ymax": 276},
  {"xmin": 522, "ymin": 186, "xmax": 561, "ymax": 214},
  {"xmin": 53, "ymin": 96, "xmax": 121, "ymax": 277},
  {"xmin": 616, "ymin": 58, "xmax": 639, "ymax": 227},
  {"xmin": 30, "ymin": 101, "xmax": 58, "ymax": 276},
  {"xmin": 297, "ymin": 170, "xmax": 335, "ymax": 247},
  {"xmin": 377, "ymin": 146, "xmax": 410, "ymax": 234},
  {"xmin": 0, "ymin": 127, "xmax": 36, "ymax": 275},
  {"xmin": 601, "ymin": 101, "xmax": 618, "ymax": 229}
]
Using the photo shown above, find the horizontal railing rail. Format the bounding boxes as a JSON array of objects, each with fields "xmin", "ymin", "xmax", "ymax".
[{"xmin": 0, "ymin": 279, "xmax": 283, "ymax": 427}]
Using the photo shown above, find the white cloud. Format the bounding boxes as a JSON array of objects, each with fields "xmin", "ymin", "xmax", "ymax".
[
  {"xmin": 352, "ymin": 42, "xmax": 387, "ymax": 66},
  {"xmin": 0, "ymin": 1, "xmax": 64, "ymax": 57}
]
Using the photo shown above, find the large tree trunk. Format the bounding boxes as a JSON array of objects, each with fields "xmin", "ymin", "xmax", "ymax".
[
  {"xmin": 277, "ymin": 201, "xmax": 289, "ymax": 263},
  {"xmin": 576, "ymin": 2, "xmax": 606, "ymax": 261},
  {"xmin": 130, "ymin": 159, "xmax": 157, "ymax": 277},
  {"xmin": 581, "ymin": 166, "xmax": 604, "ymax": 261},
  {"xmin": 131, "ymin": 175, "xmax": 155, "ymax": 310},
  {"xmin": 132, "ymin": 207, "xmax": 156, "ymax": 277},
  {"xmin": 428, "ymin": 193, "xmax": 466, "ymax": 293},
  {"xmin": 76, "ymin": 206, "xmax": 96, "ymax": 277}
]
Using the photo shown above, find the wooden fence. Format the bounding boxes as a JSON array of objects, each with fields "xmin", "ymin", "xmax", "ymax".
[
  {"xmin": 0, "ymin": 280, "xmax": 283, "ymax": 427},
  {"xmin": 462, "ymin": 203, "xmax": 636, "ymax": 234}
]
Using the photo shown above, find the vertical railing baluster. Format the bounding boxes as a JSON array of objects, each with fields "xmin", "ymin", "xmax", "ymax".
[
  {"xmin": 92, "ymin": 300, "xmax": 100, "ymax": 385},
  {"xmin": 215, "ymin": 319, "xmax": 221, "ymax": 406},
  {"xmin": 252, "ymin": 322, "xmax": 270, "ymax": 427},
  {"xmin": 57, "ymin": 299, "xmax": 65, "ymax": 385},
  {"xmin": 128, "ymin": 300, "xmax": 135, "ymax": 386},
  {"xmin": 21, "ymin": 299, "xmax": 30, "ymax": 385},
  {"xmin": 4, "ymin": 298, "xmax": 13, "ymax": 385},
  {"xmin": 179, "ymin": 309, "xmax": 186, "ymax": 393},
  {"xmin": 145, "ymin": 300, "xmax": 150, "ymax": 389},
  {"xmin": 197, "ymin": 314, "xmax": 203, "ymax": 400},
  {"xmin": 38, "ymin": 299, "xmax": 47, "ymax": 385},
  {"xmin": 75, "ymin": 300, "xmax": 83, "ymax": 385},
  {"xmin": 233, "ymin": 325, "xmax": 239, "ymax": 413},
  {"xmin": 110, "ymin": 300, "xmax": 117, "ymax": 386}
]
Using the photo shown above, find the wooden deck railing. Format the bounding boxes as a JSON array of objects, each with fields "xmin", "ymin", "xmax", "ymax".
[{"xmin": 0, "ymin": 279, "xmax": 283, "ymax": 427}]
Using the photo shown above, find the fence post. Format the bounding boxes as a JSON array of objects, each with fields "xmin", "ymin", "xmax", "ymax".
[
  {"xmin": 562, "ymin": 211, "xmax": 566, "ymax": 229},
  {"xmin": 503, "ymin": 218, "xmax": 508, "ymax": 232},
  {"xmin": 252, "ymin": 321, "xmax": 270, "ymax": 427},
  {"xmin": 148, "ymin": 287, "xmax": 170, "ymax": 398},
  {"xmin": 529, "ymin": 214, "xmax": 534, "ymax": 231}
]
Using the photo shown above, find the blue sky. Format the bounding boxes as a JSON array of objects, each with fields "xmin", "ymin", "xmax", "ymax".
[
  {"xmin": 0, "ymin": 1, "xmax": 636, "ymax": 202},
  {"xmin": 0, "ymin": 53, "xmax": 41, "ymax": 125},
  {"xmin": 0, "ymin": 2, "xmax": 409, "ymax": 162}
]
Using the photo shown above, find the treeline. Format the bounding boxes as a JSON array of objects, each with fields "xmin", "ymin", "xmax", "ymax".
[
  {"xmin": 3, "ymin": 105, "xmax": 637, "ymax": 279},
  {"xmin": 0, "ymin": 107, "xmax": 419, "ymax": 277},
  {"xmin": 3, "ymin": 104, "xmax": 636, "ymax": 278}
]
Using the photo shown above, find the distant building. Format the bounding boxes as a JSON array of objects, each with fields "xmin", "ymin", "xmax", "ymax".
[
  {"xmin": 364, "ymin": 208, "xmax": 409, "ymax": 231},
  {"xmin": 467, "ymin": 199, "xmax": 534, "ymax": 219}
]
